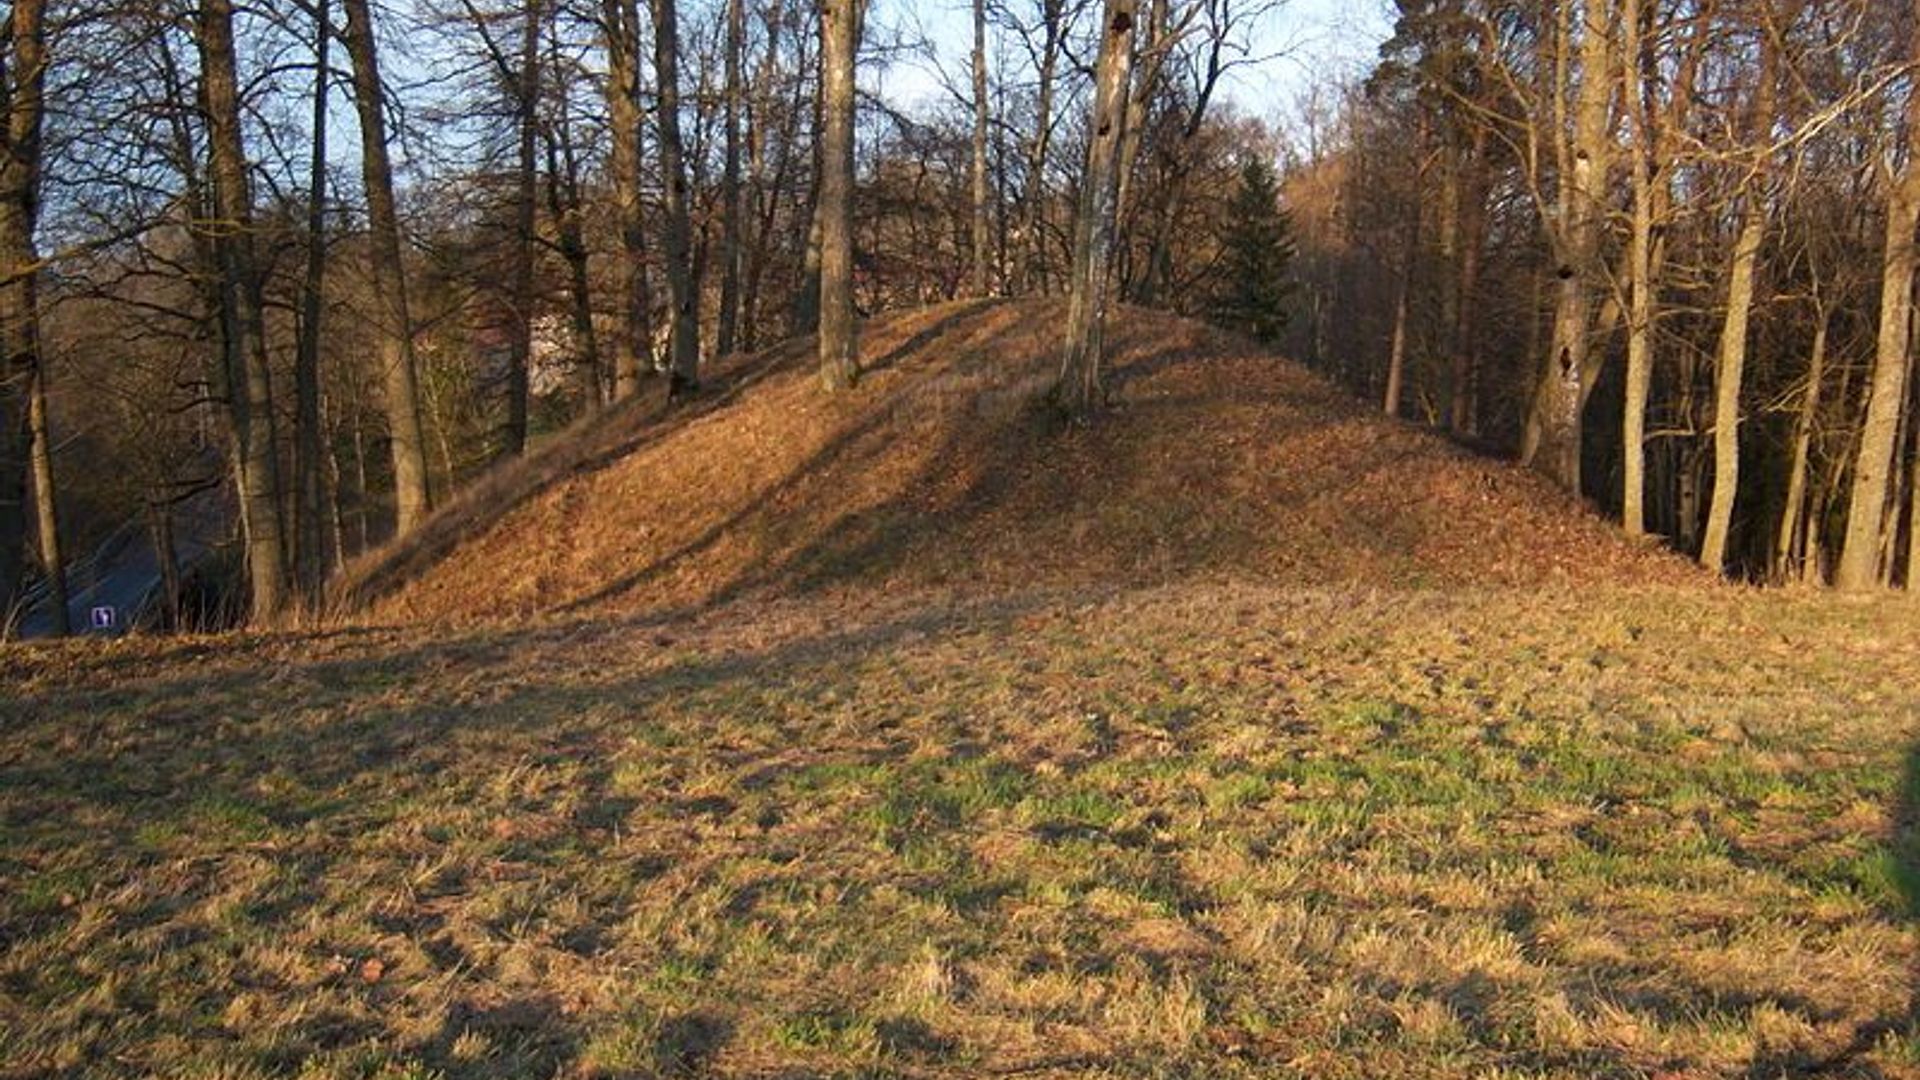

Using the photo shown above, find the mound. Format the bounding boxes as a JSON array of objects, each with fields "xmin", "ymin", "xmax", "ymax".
[{"xmin": 343, "ymin": 299, "xmax": 1693, "ymax": 624}]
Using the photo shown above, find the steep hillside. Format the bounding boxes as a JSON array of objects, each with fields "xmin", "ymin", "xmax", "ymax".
[{"xmin": 343, "ymin": 299, "xmax": 1692, "ymax": 623}]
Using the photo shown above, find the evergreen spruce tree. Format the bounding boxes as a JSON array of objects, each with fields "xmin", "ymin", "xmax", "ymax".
[{"xmin": 1209, "ymin": 158, "xmax": 1296, "ymax": 345}]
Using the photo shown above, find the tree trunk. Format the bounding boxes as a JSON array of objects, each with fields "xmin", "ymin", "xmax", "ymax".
[
  {"xmin": 717, "ymin": 0, "xmax": 745, "ymax": 355},
  {"xmin": 970, "ymin": 0, "xmax": 991, "ymax": 297},
  {"xmin": 602, "ymin": 0, "xmax": 648, "ymax": 400},
  {"xmin": 1775, "ymin": 313, "xmax": 1827, "ymax": 580},
  {"xmin": 817, "ymin": 0, "xmax": 860, "ymax": 390},
  {"xmin": 653, "ymin": 0, "xmax": 701, "ymax": 396},
  {"xmin": 200, "ymin": 0, "xmax": 289, "ymax": 622},
  {"xmin": 1837, "ymin": 15, "xmax": 1920, "ymax": 590},
  {"xmin": 499, "ymin": 0, "xmax": 542, "ymax": 456},
  {"xmin": 342, "ymin": 0, "xmax": 433, "ymax": 531},
  {"xmin": 1054, "ymin": 0, "xmax": 1137, "ymax": 418},
  {"xmin": 544, "ymin": 112, "xmax": 600, "ymax": 410},
  {"xmin": 26, "ymin": 365, "xmax": 66, "ymax": 635},
  {"xmin": 0, "ymin": 0, "xmax": 51, "ymax": 629},
  {"xmin": 1450, "ymin": 128, "xmax": 1487, "ymax": 437},
  {"xmin": 1698, "ymin": 35, "xmax": 1774, "ymax": 574},
  {"xmin": 1384, "ymin": 206, "xmax": 1418, "ymax": 419},
  {"xmin": 1022, "ymin": 0, "xmax": 1062, "ymax": 294},
  {"xmin": 294, "ymin": 0, "xmax": 330, "ymax": 601},
  {"xmin": 1698, "ymin": 189, "xmax": 1765, "ymax": 572},
  {"xmin": 1524, "ymin": 0, "xmax": 1612, "ymax": 494},
  {"xmin": 1620, "ymin": 0, "xmax": 1654, "ymax": 537}
]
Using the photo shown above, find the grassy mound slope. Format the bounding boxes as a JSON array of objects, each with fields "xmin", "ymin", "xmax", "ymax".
[{"xmin": 346, "ymin": 299, "xmax": 1691, "ymax": 624}]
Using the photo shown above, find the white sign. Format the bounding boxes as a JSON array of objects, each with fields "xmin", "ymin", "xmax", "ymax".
[{"xmin": 89, "ymin": 606, "xmax": 116, "ymax": 631}]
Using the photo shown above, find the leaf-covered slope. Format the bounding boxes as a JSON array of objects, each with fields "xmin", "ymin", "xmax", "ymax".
[{"xmin": 346, "ymin": 298, "xmax": 1693, "ymax": 623}]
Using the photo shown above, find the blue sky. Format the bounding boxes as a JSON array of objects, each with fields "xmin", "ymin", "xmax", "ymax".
[{"xmin": 872, "ymin": 0, "xmax": 1393, "ymax": 130}]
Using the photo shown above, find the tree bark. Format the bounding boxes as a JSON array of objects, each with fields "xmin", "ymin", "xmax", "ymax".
[
  {"xmin": 969, "ymin": 0, "xmax": 991, "ymax": 297},
  {"xmin": 343, "ymin": 0, "xmax": 433, "ymax": 531},
  {"xmin": 1698, "ymin": 188, "xmax": 1765, "ymax": 572},
  {"xmin": 817, "ymin": 0, "xmax": 860, "ymax": 390},
  {"xmin": 602, "ymin": 0, "xmax": 648, "ymax": 399},
  {"xmin": 1524, "ymin": 0, "xmax": 1612, "ymax": 494},
  {"xmin": 26, "ymin": 365, "xmax": 65, "ymax": 634},
  {"xmin": 718, "ymin": 0, "xmax": 746, "ymax": 355},
  {"xmin": 502, "ymin": 0, "xmax": 542, "ymax": 455},
  {"xmin": 1837, "ymin": 14, "xmax": 1920, "ymax": 590},
  {"xmin": 1054, "ymin": 0, "xmax": 1137, "ymax": 418},
  {"xmin": 653, "ymin": 0, "xmax": 701, "ymax": 396},
  {"xmin": 200, "ymin": 0, "xmax": 289, "ymax": 622},
  {"xmin": 1698, "ymin": 31, "xmax": 1775, "ymax": 574},
  {"xmin": 295, "ymin": 0, "xmax": 330, "ymax": 601},
  {"xmin": 1776, "ymin": 312, "xmax": 1827, "ymax": 580},
  {"xmin": 1620, "ymin": 0, "xmax": 1654, "ymax": 537},
  {"xmin": 0, "ymin": 0, "xmax": 59, "ymax": 631}
]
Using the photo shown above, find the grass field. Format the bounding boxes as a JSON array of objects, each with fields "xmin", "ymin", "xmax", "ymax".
[{"xmin": 5, "ymin": 581, "xmax": 1919, "ymax": 1078}]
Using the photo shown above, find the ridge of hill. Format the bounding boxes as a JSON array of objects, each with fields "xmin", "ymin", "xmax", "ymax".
[{"xmin": 341, "ymin": 298, "xmax": 1694, "ymax": 624}]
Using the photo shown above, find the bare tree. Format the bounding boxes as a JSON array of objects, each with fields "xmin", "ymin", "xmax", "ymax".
[
  {"xmin": 1054, "ymin": 0, "xmax": 1138, "ymax": 418},
  {"xmin": 200, "ymin": 0, "xmax": 289, "ymax": 620},
  {"xmin": 817, "ymin": 0, "xmax": 859, "ymax": 390},
  {"xmin": 0, "ymin": 0, "xmax": 67, "ymax": 633},
  {"xmin": 600, "ymin": 0, "xmax": 649, "ymax": 399},
  {"xmin": 654, "ymin": 0, "xmax": 700, "ymax": 395},
  {"xmin": 1837, "ymin": 16, "xmax": 1920, "ymax": 589},
  {"xmin": 343, "ymin": 0, "xmax": 434, "ymax": 533}
]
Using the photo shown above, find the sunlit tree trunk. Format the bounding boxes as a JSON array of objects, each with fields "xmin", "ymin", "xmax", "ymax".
[
  {"xmin": 1524, "ymin": 0, "xmax": 1612, "ymax": 493},
  {"xmin": 653, "ymin": 0, "xmax": 701, "ymax": 395},
  {"xmin": 1776, "ymin": 311, "xmax": 1827, "ymax": 580},
  {"xmin": 601, "ymin": 0, "xmax": 648, "ymax": 399},
  {"xmin": 1837, "ymin": 15, "xmax": 1920, "ymax": 590},
  {"xmin": 1054, "ymin": 0, "xmax": 1137, "ymax": 418},
  {"xmin": 343, "ymin": 0, "xmax": 432, "ymax": 532},
  {"xmin": 817, "ymin": 0, "xmax": 860, "ymax": 390},
  {"xmin": 199, "ymin": 0, "xmax": 288, "ymax": 621},
  {"xmin": 970, "ymin": 0, "xmax": 991, "ymax": 297}
]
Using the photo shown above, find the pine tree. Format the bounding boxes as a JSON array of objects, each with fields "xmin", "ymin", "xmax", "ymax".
[{"xmin": 1209, "ymin": 158, "xmax": 1296, "ymax": 345}]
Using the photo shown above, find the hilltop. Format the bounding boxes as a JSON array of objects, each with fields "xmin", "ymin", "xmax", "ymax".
[{"xmin": 343, "ymin": 298, "xmax": 1691, "ymax": 624}]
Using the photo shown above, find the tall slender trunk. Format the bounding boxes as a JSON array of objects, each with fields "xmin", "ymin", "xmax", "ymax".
[
  {"xmin": 543, "ymin": 83, "xmax": 600, "ymax": 410},
  {"xmin": 1837, "ymin": 14, "xmax": 1920, "ymax": 590},
  {"xmin": 200, "ymin": 0, "xmax": 288, "ymax": 622},
  {"xmin": 717, "ymin": 0, "xmax": 745, "ymax": 355},
  {"xmin": 502, "ymin": 0, "xmax": 542, "ymax": 455},
  {"xmin": 294, "ymin": 0, "xmax": 329, "ymax": 601},
  {"xmin": 1776, "ymin": 312, "xmax": 1828, "ymax": 580},
  {"xmin": 1450, "ymin": 127, "xmax": 1487, "ymax": 437},
  {"xmin": 969, "ymin": 0, "xmax": 991, "ymax": 297},
  {"xmin": 653, "ymin": 0, "xmax": 701, "ymax": 395},
  {"xmin": 1384, "ymin": 204, "xmax": 1418, "ymax": 418},
  {"xmin": 26, "ymin": 366, "xmax": 65, "ymax": 634},
  {"xmin": 0, "ymin": 0, "xmax": 54, "ymax": 629},
  {"xmin": 602, "ymin": 0, "xmax": 648, "ymax": 399},
  {"xmin": 1698, "ymin": 35, "xmax": 1774, "ymax": 573},
  {"xmin": 1620, "ymin": 0, "xmax": 1654, "ymax": 537},
  {"xmin": 1054, "ymin": 0, "xmax": 1137, "ymax": 418},
  {"xmin": 1698, "ymin": 189, "xmax": 1766, "ymax": 571},
  {"xmin": 343, "ymin": 0, "xmax": 433, "ymax": 528},
  {"xmin": 817, "ymin": 0, "xmax": 860, "ymax": 390},
  {"xmin": 1524, "ymin": 0, "xmax": 1612, "ymax": 494},
  {"xmin": 1022, "ymin": 0, "xmax": 1061, "ymax": 294}
]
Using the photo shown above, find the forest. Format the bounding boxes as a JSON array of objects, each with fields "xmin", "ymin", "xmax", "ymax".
[{"xmin": 1, "ymin": 0, "xmax": 1919, "ymax": 637}]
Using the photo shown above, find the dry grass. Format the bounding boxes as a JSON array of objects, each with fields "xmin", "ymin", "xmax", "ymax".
[
  {"xmin": 344, "ymin": 299, "xmax": 1696, "ymax": 626},
  {"xmin": 4, "ymin": 583, "xmax": 1920, "ymax": 1078},
  {"xmin": 5, "ymin": 306, "xmax": 1915, "ymax": 1077}
]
